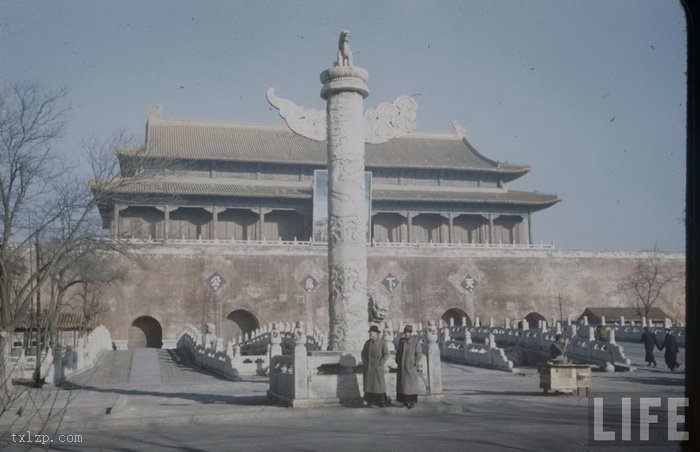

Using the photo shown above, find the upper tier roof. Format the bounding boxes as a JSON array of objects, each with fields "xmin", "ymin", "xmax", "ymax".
[{"xmin": 117, "ymin": 114, "xmax": 531, "ymax": 181}]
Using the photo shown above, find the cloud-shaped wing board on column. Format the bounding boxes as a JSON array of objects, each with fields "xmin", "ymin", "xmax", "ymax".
[
  {"xmin": 266, "ymin": 88, "xmax": 327, "ymax": 141},
  {"xmin": 364, "ymin": 96, "xmax": 417, "ymax": 144}
]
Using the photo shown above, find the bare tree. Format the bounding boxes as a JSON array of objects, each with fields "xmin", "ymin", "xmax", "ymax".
[
  {"xmin": 43, "ymin": 249, "xmax": 126, "ymax": 351},
  {"xmin": 618, "ymin": 245, "xmax": 677, "ymax": 318},
  {"xmin": 0, "ymin": 83, "xmax": 69, "ymax": 402},
  {"xmin": 0, "ymin": 82, "xmax": 144, "ymax": 408}
]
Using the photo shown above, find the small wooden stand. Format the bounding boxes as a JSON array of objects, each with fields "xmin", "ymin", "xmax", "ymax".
[{"xmin": 538, "ymin": 363, "xmax": 592, "ymax": 395}]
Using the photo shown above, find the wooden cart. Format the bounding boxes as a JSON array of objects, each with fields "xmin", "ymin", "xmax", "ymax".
[{"xmin": 538, "ymin": 363, "xmax": 592, "ymax": 395}]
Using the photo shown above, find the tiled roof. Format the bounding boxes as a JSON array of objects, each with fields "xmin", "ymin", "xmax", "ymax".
[
  {"xmin": 374, "ymin": 184, "xmax": 559, "ymax": 206},
  {"xmin": 92, "ymin": 177, "xmax": 558, "ymax": 208},
  {"xmin": 91, "ymin": 177, "xmax": 311, "ymax": 199},
  {"xmin": 117, "ymin": 117, "xmax": 530, "ymax": 176},
  {"xmin": 16, "ymin": 311, "xmax": 88, "ymax": 331}
]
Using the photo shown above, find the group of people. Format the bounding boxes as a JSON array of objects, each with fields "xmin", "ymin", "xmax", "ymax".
[
  {"xmin": 641, "ymin": 326, "xmax": 681, "ymax": 371},
  {"xmin": 361, "ymin": 325, "xmax": 423, "ymax": 409},
  {"xmin": 549, "ymin": 326, "xmax": 681, "ymax": 371},
  {"xmin": 361, "ymin": 323, "xmax": 682, "ymax": 408}
]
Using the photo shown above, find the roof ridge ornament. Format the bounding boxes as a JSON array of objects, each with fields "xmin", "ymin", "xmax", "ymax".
[
  {"xmin": 452, "ymin": 120, "xmax": 467, "ymax": 139},
  {"xmin": 148, "ymin": 105, "xmax": 164, "ymax": 120}
]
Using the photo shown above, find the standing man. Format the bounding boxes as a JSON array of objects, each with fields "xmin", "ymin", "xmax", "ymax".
[
  {"xmin": 657, "ymin": 328, "xmax": 681, "ymax": 371},
  {"xmin": 361, "ymin": 325, "xmax": 389, "ymax": 407},
  {"xmin": 395, "ymin": 325, "xmax": 423, "ymax": 409},
  {"xmin": 640, "ymin": 326, "xmax": 658, "ymax": 367},
  {"xmin": 550, "ymin": 334, "xmax": 568, "ymax": 363}
]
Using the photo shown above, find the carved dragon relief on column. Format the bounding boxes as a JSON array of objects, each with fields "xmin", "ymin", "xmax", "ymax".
[
  {"xmin": 266, "ymin": 88, "xmax": 417, "ymax": 144},
  {"xmin": 328, "ymin": 215, "xmax": 366, "ymax": 247},
  {"xmin": 328, "ymin": 260, "xmax": 367, "ymax": 350}
]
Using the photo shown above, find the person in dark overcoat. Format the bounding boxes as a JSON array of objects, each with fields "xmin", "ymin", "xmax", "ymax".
[
  {"xmin": 657, "ymin": 328, "xmax": 680, "ymax": 371},
  {"xmin": 361, "ymin": 325, "xmax": 389, "ymax": 407},
  {"xmin": 395, "ymin": 325, "xmax": 424, "ymax": 409},
  {"xmin": 640, "ymin": 327, "xmax": 658, "ymax": 367},
  {"xmin": 550, "ymin": 334, "xmax": 567, "ymax": 363}
]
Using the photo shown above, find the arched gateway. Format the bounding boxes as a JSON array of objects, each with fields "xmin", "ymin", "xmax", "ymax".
[
  {"xmin": 223, "ymin": 309, "xmax": 260, "ymax": 342},
  {"xmin": 128, "ymin": 316, "xmax": 163, "ymax": 348},
  {"xmin": 525, "ymin": 312, "xmax": 547, "ymax": 329},
  {"xmin": 441, "ymin": 308, "xmax": 472, "ymax": 327}
]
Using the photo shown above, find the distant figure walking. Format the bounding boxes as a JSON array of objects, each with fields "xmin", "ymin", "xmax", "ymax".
[
  {"xmin": 550, "ymin": 334, "xmax": 568, "ymax": 363},
  {"xmin": 640, "ymin": 327, "xmax": 658, "ymax": 367},
  {"xmin": 657, "ymin": 328, "xmax": 680, "ymax": 371},
  {"xmin": 395, "ymin": 325, "xmax": 423, "ymax": 409},
  {"xmin": 361, "ymin": 325, "xmax": 389, "ymax": 407},
  {"xmin": 595, "ymin": 325, "xmax": 609, "ymax": 342}
]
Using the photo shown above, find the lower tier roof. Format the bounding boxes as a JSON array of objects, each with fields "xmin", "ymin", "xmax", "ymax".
[{"xmin": 91, "ymin": 177, "xmax": 559, "ymax": 211}]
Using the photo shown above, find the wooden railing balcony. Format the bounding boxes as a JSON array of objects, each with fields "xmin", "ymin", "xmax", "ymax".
[{"xmin": 105, "ymin": 236, "xmax": 556, "ymax": 250}]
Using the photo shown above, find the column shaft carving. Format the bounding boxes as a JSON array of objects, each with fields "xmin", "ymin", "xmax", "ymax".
[{"xmin": 322, "ymin": 65, "xmax": 369, "ymax": 354}]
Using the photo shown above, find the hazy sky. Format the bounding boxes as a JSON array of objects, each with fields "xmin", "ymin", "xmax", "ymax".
[{"xmin": 1, "ymin": 1, "xmax": 686, "ymax": 251}]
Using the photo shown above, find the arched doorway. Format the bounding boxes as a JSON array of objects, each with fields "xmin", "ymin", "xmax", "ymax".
[
  {"xmin": 223, "ymin": 309, "xmax": 260, "ymax": 343},
  {"xmin": 441, "ymin": 308, "xmax": 472, "ymax": 327},
  {"xmin": 525, "ymin": 312, "xmax": 547, "ymax": 329},
  {"xmin": 128, "ymin": 316, "xmax": 163, "ymax": 349}
]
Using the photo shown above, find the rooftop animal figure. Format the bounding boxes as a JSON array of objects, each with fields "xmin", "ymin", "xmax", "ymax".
[{"xmin": 337, "ymin": 30, "xmax": 353, "ymax": 66}]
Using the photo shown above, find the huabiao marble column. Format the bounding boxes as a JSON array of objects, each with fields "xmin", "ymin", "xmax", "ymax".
[{"xmin": 320, "ymin": 31, "xmax": 369, "ymax": 355}]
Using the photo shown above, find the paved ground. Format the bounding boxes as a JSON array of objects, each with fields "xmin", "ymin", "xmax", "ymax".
[{"xmin": 0, "ymin": 342, "xmax": 685, "ymax": 451}]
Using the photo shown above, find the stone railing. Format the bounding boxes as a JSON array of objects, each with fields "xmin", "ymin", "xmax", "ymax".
[
  {"xmin": 438, "ymin": 317, "xmax": 632, "ymax": 371},
  {"xmin": 388, "ymin": 320, "xmax": 513, "ymax": 372},
  {"xmin": 235, "ymin": 322, "xmax": 327, "ymax": 355},
  {"xmin": 107, "ymin": 237, "xmax": 321, "ymax": 247},
  {"xmin": 441, "ymin": 330, "xmax": 514, "ymax": 372},
  {"xmin": 177, "ymin": 324, "xmax": 264, "ymax": 378},
  {"xmin": 10, "ymin": 325, "xmax": 114, "ymax": 384},
  {"xmin": 53, "ymin": 325, "xmax": 113, "ymax": 383},
  {"xmin": 520, "ymin": 325, "xmax": 631, "ymax": 370},
  {"xmin": 176, "ymin": 322, "xmax": 327, "ymax": 378},
  {"xmin": 573, "ymin": 315, "xmax": 685, "ymax": 348},
  {"xmin": 372, "ymin": 240, "xmax": 555, "ymax": 250},
  {"xmin": 10, "ymin": 349, "xmax": 54, "ymax": 382},
  {"xmin": 268, "ymin": 354, "xmax": 295, "ymax": 399},
  {"xmin": 610, "ymin": 325, "xmax": 685, "ymax": 347}
]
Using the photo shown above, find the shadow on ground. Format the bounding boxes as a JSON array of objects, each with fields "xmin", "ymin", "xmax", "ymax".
[{"xmin": 55, "ymin": 381, "xmax": 273, "ymax": 407}]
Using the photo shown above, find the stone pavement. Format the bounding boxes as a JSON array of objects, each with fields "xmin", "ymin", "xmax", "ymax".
[{"xmin": 0, "ymin": 343, "xmax": 685, "ymax": 451}]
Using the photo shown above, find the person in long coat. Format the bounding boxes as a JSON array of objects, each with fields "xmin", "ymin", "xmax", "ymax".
[
  {"xmin": 361, "ymin": 325, "xmax": 389, "ymax": 407},
  {"xmin": 395, "ymin": 325, "xmax": 424, "ymax": 409},
  {"xmin": 657, "ymin": 328, "xmax": 680, "ymax": 371},
  {"xmin": 640, "ymin": 327, "xmax": 658, "ymax": 367},
  {"xmin": 550, "ymin": 334, "xmax": 568, "ymax": 363}
]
